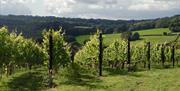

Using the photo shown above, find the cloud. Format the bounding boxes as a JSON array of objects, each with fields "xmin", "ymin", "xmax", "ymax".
[
  {"xmin": 0, "ymin": 0, "xmax": 179, "ymax": 19},
  {"xmin": 42, "ymin": 0, "xmax": 180, "ymax": 19},
  {"xmin": 44, "ymin": 0, "xmax": 76, "ymax": 14},
  {"xmin": 0, "ymin": 0, "xmax": 35, "ymax": 4},
  {"xmin": 128, "ymin": 0, "xmax": 180, "ymax": 11},
  {"xmin": 0, "ymin": 0, "xmax": 32, "ymax": 15},
  {"xmin": 44, "ymin": 0, "xmax": 124, "ymax": 19}
]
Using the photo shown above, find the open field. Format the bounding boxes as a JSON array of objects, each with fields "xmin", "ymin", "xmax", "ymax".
[
  {"xmin": 0, "ymin": 67, "xmax": 180, "ymax": 91},
  {"xmin": 76, "ymin": 28, "xmax": 180, "ymax": 45}
]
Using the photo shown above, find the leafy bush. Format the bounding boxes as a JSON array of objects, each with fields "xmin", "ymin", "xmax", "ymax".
[
  {"xmin": 74, "ymin": 30, "xmax": 100, "ymax": 73},
  {"xmin": 121, "ymin": 31, "xmax": 132, "ymax": 40},
  {"xmin": 163, "ymin": 32, "xmax": 168, "ymax": 36},
  {"xmin": 0, "ymin": 27, "xmax": 46, "ymax": 75},
  {"xmin": 103, "ymin": 40, "xmax": 127, "ymax": 68},
  {"xmin": 42, "ymin": 28, "xmax": 71, "ymax": 72},
  {"xmin": 121, "ymin": 31, "xmax": 140, "ymax": 41},
  {"xmin": 132, "ymin": 32, "xmax": 140, "ymax": 40}
]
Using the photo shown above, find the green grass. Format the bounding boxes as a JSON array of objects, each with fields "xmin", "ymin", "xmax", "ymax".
[
  {"xmin": 74, "ymin": 26, "xmax": 93, "ymax": 29},
  {"xmin": 0, "ymin": 68, "xmax": 47, "ymax": 91},
  {"xmin": 133, "ymin": 28, "xmax": 170, "ymax": 35},
  {"xmin": 0, "ymin": 67, "xmax": 180, "ymax": 91},
  {"xmin": 76, "ymin": 28, "xmax": 180, "ymax": 45}
]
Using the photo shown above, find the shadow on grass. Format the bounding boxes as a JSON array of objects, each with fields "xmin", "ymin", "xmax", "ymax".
[
  {"xmin": 152, "ymin": 63, "xmax": 180, "ymax": 70},
  {"xmin": 7, "ymin": 71, "xmax": 46, "ymax": 91},
  {"xmin": 130, "ymin": 38, "xmax": 144, "ymax": 41},
  {"xmin": 106, "ymin": 64, "xmax": 180, "ymax": 75},
  {"xmin": 60, "ymin": 74, "xmax": 104, "ymax": 89},
  {"xmin": 59, "ymin": 64, "xmax": 105, "ymax": 89},
  {"xmin": 103, "ymin": 68, "xmax": 145, "ymax": 77},
  {"xmin": 177, "ymin": 65, "xmax": 180, "ymax": 67},
  {"xmin": 60, "ymin": 66, "xmax": 145, "ymax": 89}
]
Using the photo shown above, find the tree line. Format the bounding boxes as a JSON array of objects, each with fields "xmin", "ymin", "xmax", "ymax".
[{"xmin": 0, "ymin": 15, "xmax": 179, "ymax": 42}]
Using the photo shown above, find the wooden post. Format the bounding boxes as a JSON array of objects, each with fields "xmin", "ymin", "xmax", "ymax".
[
  {"xmin": 49, "ymin": 30, "xmax": 53, "ymax": 87},
  {"xmin": 144, "ymin": 44, "xmax": 146, "ymax": 68},
  {"xmin": 147, "ymin": 42, "xmax": 151, "ymax": 70},
  {"xmin": 161, "ymin": 44, "xmax": 165, "ymax": 67},
  {"xmin": 127, "ymin": 39, "xmax": 131, "ymax": 71},
  {"xmin": 171, "ymin": 45, "xmax": 175, "ymax": 67},
  {"xmin": 99, "ymin": 33, "xmax": 103, "ymax": 76}
]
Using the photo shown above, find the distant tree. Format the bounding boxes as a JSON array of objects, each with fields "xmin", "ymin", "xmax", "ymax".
[
  {"xmin": 162, "ymin": 32, "xmax": 168, "ymax": 36},
  {"xmin": 113, "ymin": 30, "xmax": 119, "ymax": 34},
  {"xmin": 169, "ymin": 16, "xmax": 180, "ymax": 32},
  {"xmin": 132, "ymin": 32, "xmax": 140, "ymax": 40},
  {"xmin": 64, "ymin": 35, "xmax": 76, "ymax": 42},
  {"xmin": 155, "ymin": 18, "xmax": 170, "ymax": 28},
  {"xmin": 0, "ymin": 14, "xmax": 179, "ymax": 40},
  {"xmin": 121, "ymin": 31, "xmax": 132, "ymax": 40},
  {"xmin": 121, "ymin": 31, "xmax": 140, "ymax": 41},
  {"xmin": 128, "ymin": 21, "xmax": 155, "ymax": 31},
  {"xmin": 169, "ymin": 21, "xmax": 180, "ymax": 32}
]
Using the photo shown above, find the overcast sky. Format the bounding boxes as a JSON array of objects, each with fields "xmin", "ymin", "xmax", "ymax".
[{"xmin": 0, "ymin": 0, "xmax": 180, "ymax": 20}]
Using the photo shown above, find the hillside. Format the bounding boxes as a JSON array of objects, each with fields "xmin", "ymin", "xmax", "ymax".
[
  {"xmin": 76, "ymin": 28, "xmax": 180, "ymax": 45},
  {"xmin": 0, "ymin": 15, "xmax": 179, "ymax": 41}
]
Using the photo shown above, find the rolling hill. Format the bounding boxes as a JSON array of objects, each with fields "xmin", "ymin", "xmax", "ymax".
[{"xmin": 76, "ymin": 28, "xmax": 180, "ymax": 45}]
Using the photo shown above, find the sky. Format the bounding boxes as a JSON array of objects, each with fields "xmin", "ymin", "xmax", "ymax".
[{"xmin": 0, "ymin": 0, "xmax": 180, "ymax": 20}]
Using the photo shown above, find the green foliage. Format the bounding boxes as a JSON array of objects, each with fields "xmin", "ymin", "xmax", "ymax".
[
  {"xmin": 0, "ymin": 27, "xmax": 45, "ymax": 68},
  {"xmin": 0, "ymin": 15, "xmax": 179, "ymax": 40},
  {"xmin": 11, "ymin": 32, "xmax": 45, "ymax": 65},
  {"xmin": 131, "ymin": 43, "xmax": 146, "ymax": 63},
  {"xmin": 74, "ymin": 30, "xmax": 100, "ymax": 72},
  {"xmin": 121, "ymin": 31, "xmax": 140, "ymax": 41},
  {"xmin": 169, "ymin": 21, "xmax": 180, "ymax": 32},
  {"xmin": 0, "ymin": 27, "xmax": 12, "ymax": 66},
  {"xmin": 164, "ymin": 44, "xmax": 172, "ymax": 63},
  {"xmin": 42, "ymin": 28, "xmax": 71, "ymax": 71},
  {"xmin": 151, "ymin": 44, "xmax": 161, "ymax": 63},
  {"xmin": 175, "ymin": 48, "xmax": 180, "ymax": 62},
  {"xmin": 155, "ymin": 18, "xmax": 170, "ymax": 28},
  {"xmin": 103, "ymin": 40, "xmax": 127, "ymax": 65},
  {"xmin": 75, "ymin": 28, "xmax": 180, "ymax": 70},
  {"xmin": 162, "ymin": 32, "xmax": 168, "ymax": 36},
  {"xmin": 121, "ymin": 31, "xmax": 132, "ymax": 40},
  {"xmin": 128, "ymin": 20, "xmax": 155, "ymax": 31},
  {"xmin": 132, "ymin": 32, "xmax": 140, "ymax": 40},
  {"xmin": 104, "ymin": 40, "xmax": 180, "ymax": 68}
]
